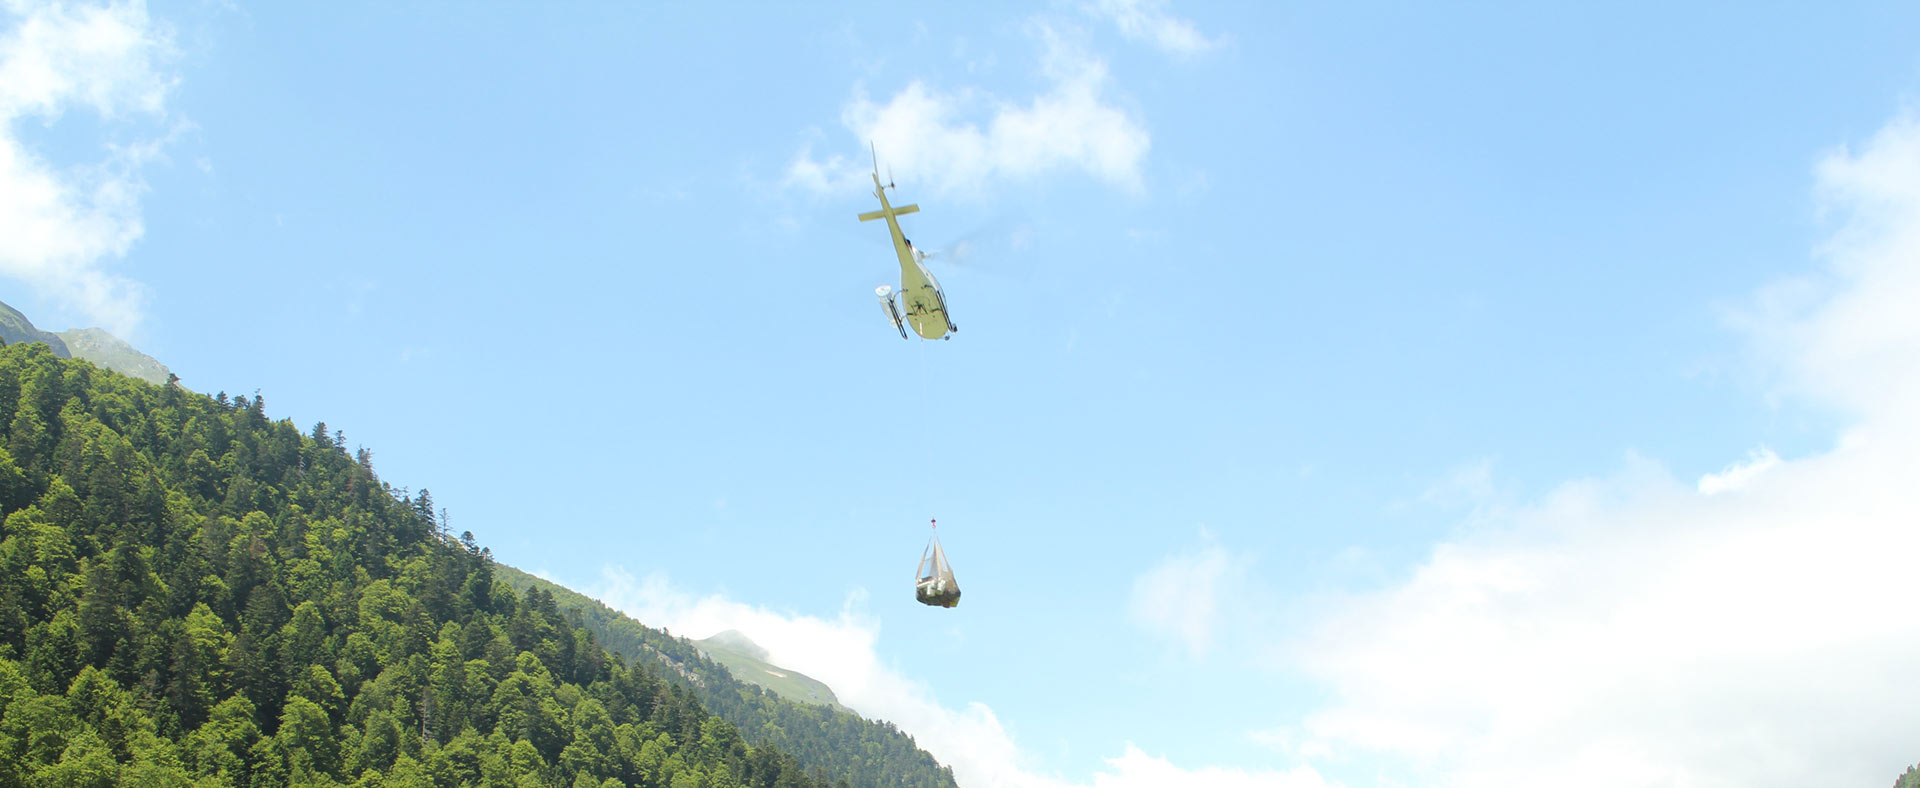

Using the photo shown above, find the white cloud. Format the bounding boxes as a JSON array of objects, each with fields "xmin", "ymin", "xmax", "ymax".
[
  {"xmin": 1085, "ymin": 0, "xmax": 1223, "ymax": 56},
  {"xmin": 0, "ymin": 0, "xmax": 176, "ymax": 337},
  {"xmin": 787, "ymin": 22, "xmax": 1149, "ymax": 198},
  {"xmin": 1696, "ymin": 447, "xmax": 1779, "ymax": 495},
  {"xmin": 587, "ymin": 567, "xmax": 1329, "ymax": 788},
  {"xmin": 1250, "ymin": 727, "xmax": 1333, "ymax": 761},
  {"xmin": 1129, "ymin": 535, "xmax": 1242, "ymax": 658},
  {"xmin": 1279, "ymin": 113, "xmax": 1920, "ymax": 787},
  {"xmin": 1092, "ymin": 746, "xmax": 1331, "ymax": 788}
]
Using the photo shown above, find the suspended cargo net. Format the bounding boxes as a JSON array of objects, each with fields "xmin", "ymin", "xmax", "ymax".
[{"xmin": 915, "ymin": 520, "xmax": 961, "ymax": 608}]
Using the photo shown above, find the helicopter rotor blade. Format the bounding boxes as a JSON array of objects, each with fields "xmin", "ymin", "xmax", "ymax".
[{"xmin": 915, "ymin": 213, "xmax": 1038, "ymax": 279}]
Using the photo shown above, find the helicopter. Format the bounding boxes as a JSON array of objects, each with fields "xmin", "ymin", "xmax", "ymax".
[{"xmin": 862, "ymin": 145, "xmax": 957, "ymax": 340}]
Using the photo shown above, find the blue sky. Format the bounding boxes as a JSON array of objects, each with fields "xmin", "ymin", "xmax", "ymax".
[{"xmin": 8, "ymin": 2, "xmax": 1920, "ymax": 786}]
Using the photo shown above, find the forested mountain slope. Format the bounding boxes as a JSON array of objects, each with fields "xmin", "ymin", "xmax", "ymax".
[
  {"xmin": 0, "ymin": 342, "xmax": 855, "ymax": 786},
  {"xmin": 498, "ymin": 567, "xmax": 956, "ymax": 788}
]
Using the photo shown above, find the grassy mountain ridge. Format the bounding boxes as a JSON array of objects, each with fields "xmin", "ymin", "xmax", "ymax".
[
  {"xmin": 497, "ymin": 566, "xmax": 954, "ymax": 788},
  {"xmin": 692, "ymin": 631, "xmax": 842, "ymax": 710},
  {"xmin": 57, "ymin": 327, "xmax": 173, "ymax": 386},
  {"xmin": 0, "ymin": 300, "xmax": 71, "ymax": 356},
  {"xmin": 0, "ymin": 299, "xmax": 172, "ymax": 386}
]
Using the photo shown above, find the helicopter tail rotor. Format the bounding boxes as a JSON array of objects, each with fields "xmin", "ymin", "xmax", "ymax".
[{"xmin": 869, "ymin": 141, "xmax": 901, "ymax": 191}]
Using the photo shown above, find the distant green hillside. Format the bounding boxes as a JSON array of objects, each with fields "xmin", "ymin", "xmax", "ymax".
[
  {"xmin": 0, "ymin": 299, "xmax": 172, "ymax": 385},
  {"xmin": 0, "ymin": 299, "xmax": 70, "ymax": 355},
  {"xmin": 57, "ymin": 327, "xmax": 172, "ymax": 385},
  {"xmin": 694, "ymin": 630, "xmax": 843, "ymax": 709},
  {"xmin": 497, "ymin": 566, "xmax": 956, "ymax": 788}
]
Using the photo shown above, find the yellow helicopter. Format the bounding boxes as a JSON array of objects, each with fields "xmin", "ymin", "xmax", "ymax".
[{"xmin": 862, "ymin": 145, "xmax": 957, "ymax": 340}]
